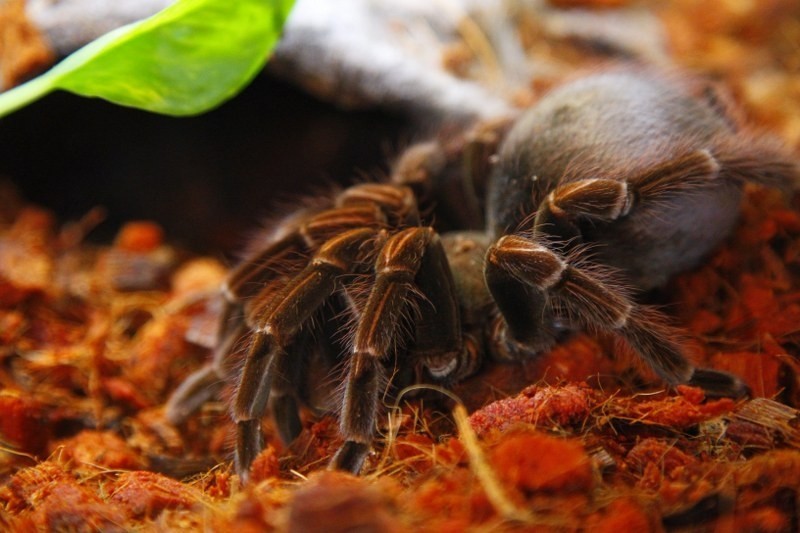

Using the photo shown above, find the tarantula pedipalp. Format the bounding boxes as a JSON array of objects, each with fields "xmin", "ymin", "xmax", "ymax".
[{"xmin": 166, "ymin": 68, "xmax": 798, "ymax": 482}]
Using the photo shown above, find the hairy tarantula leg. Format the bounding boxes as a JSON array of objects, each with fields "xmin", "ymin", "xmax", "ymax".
[
  {"xmin": 167, "ymin": 216, "xmax": 312, "ymax": 423},
  {"xmin": 165, "ymin": 364, "xmax": 223, "ymax": 424},
  {"xmin": 166, "ymin": 210, "xmax": 330, "ymax": 425},
  {"xmin": 299, "ymin": 204, "xmax": 387, "ymax": 246},
  {"xmin": 715, "ymin": 140, "xmax": 800, "ymax": 193},
  {"xmin": 337, "ymin": 183, "xmax": 421, "ymax": 226},
  {"xmin": 332, "ymin": 227, "xmax": 456, "ymax": 473},
  {"xmin": 533, "ymin": 150, "xmax": 720, "ymax": 242},
  {"xmin": 390, "ymin": 119, "xmax": 512, "ymax": 230},
  {"xmin": 230, "ymin": 204, "xmax": 387, "ymax": 305},
  {"xmin": 391, "ymin": 141, "xmax": 447, "ymax": 200},
  {"xmin": 487, "ymin": 235, "xmax": 679, "ymax": 374},
  {"xmin": 225, "ymin": 232, "xmax": 307, "ymax": 301},
  {"xmin": 486, "ymin": 235, "xmax": 748, "ymax": 396},
  {"xmin": 165, "ymin": 319, "xmax": 248, "ymax": 424},
  {"xmin": 484, "ymin": 279, "xmax": 554, "ymax": 360},
  {"xmin": 234, "ymin": 332, "xmax": 272, "ymax": 481},
  {"xmin": 409, "ymin": 232, "xmax": 467, "ymax": 380},
  {"xmin": 236, "ymin": 227, "xmax": 377, "ymax": 412},
  {"xmin": 618, "ymin": 307, "xmax": 747, "ymax": 397},
  {"xmin": 687, "ymin": 367, "xmax": 751, "ymax": 398},
  {"xmin": 181, "ymin": 198, "xmax": 397, "ymax": 431},
  {"xmin": 233, "ymin": 228, "xmax": 377, "ymax": 482},
  {"xmin": 165, "ymin": 295, "xmax": 249, "ymax": 424},
  {"xmin": 166, "ymin": 220, "xmax": 318, "ymax": 425},
  {"xmin": 484, "ymin": 240, "xmax": 561, "ymax": 358},
  {"xmin": 267, "ymin": 332, "xmax": 317, "ymax": 445}
]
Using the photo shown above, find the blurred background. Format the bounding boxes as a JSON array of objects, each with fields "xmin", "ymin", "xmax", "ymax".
[{"xmin": 0, "ymin": 72, "xmax": 409, "ymax": 253}]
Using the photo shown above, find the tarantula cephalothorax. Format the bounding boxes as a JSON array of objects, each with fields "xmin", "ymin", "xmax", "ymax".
[{"xmin": 166, "ymin": 68, "xmax": 798, "ymax": 482}]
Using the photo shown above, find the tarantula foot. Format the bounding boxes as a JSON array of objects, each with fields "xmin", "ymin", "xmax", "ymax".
[
  {"xmin": 164, "ymin": 363, "xmax": 223, "ymax": 424},
  {"xmin": 488, "ymin": 315, "xmax": 559, "ymax": 362},
  {"xmin": 687, "ymin": 367, "xmax": 751, "ymax": 399},
  {"xmin": 235, "ymin": 419, "xmax": 264, "ymax": 484},
  {"xmin": 491, "ymin": 336, "xmax": 542, "ymax": 362},
  {"xmin": 330, "ymin": 441, "xmax": 371, "ymax": 473}
]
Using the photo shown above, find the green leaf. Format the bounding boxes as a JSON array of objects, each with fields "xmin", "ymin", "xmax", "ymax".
[{"xmin": 0, "ymin": 0, "xmax": 295, "ymax": 117}]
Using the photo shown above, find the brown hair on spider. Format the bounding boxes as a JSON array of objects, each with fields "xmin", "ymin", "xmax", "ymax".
[{"xmin": 167, "ymin": 66, "xmax": 799, "ymax": 483}]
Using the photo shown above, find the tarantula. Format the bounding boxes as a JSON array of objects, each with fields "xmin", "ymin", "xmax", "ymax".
[{"xmin": 166, "ymin": 68, "xmax": 797, "ymax": 482}]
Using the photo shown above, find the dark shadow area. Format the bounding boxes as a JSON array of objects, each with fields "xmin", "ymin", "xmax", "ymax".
[{"xmin": 0, "ymin": 73, "xmax": 410, "ymax": 254}]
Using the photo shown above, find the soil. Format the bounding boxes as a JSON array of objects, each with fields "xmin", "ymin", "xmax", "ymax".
[{"xmin": 1, "ymin": 0, "xmax": 800, "ymax": 531}]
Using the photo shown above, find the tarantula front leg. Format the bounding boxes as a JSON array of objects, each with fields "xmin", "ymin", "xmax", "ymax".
[
  {"xmin": 485, "ymin": 150, "xmax": 751, "ymax": 396},
  {"xmin": 485, "ymin": 236, "xmax": 748, "ymax": 396},
  {"xmin": 233, "ymin": 227, "xmax": 379, "ymax": 481},
  {"xmin": 165, "ymin": 213, "xmax": 313, "ymax": 425},
  {"xmin": 165, "ymin": 200, "xmax": 385, "ymax": 424},
  {"xmin": 332, "ymin": 226, "xmax": 464, "ymax": 473},
  {"xmin": 164, "ymin": 316, "xmax": 247, "ymax": 424},
  {"xmin": 235, "ymin": 184, "xmax": 426, "ymax": 480},
  {"xmin": 539, "ymin": 150, "xmax": 752, "ymax": 395}
]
